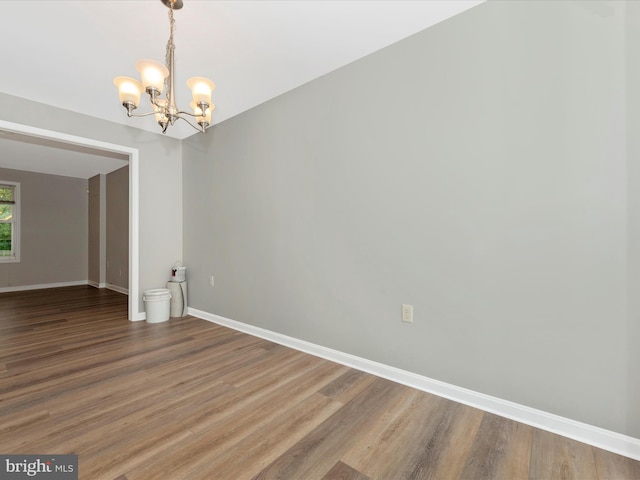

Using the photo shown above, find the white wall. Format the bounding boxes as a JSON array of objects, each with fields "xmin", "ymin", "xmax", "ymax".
[{"xmin": 182, "ymin": 0, "xmax": 637, "ymax": 437}]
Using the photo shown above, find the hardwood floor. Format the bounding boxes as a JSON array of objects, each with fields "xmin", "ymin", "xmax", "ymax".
[{"xmin": 1, "ymin": 286, "xmax": 638, "ymax": 479}]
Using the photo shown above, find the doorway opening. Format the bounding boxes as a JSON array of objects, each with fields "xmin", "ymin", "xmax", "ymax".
[{"xmin": 0, "ymin": 120, "xmax": 141, "ymax": 320}]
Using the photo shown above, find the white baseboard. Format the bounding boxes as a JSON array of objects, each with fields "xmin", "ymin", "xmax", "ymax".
[
  {"xmin": 106, "ymin": 283, "xmax": 129, "ymax": 295},
  {"xmin": 188, "ymin": 307, "xmax": 640, "ymax": 461},
  {"xmin": 0, "ymin": 280, "xmax": 89, "ymax": 293},
  {"xmin": 87, "ymin": 281, "xmax": 106, "ymax": 289}
]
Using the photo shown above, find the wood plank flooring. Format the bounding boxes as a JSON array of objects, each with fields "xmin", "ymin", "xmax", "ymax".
[{"xmin": 1, "ymin": 286, "xmax": 639, "ymax": 479}]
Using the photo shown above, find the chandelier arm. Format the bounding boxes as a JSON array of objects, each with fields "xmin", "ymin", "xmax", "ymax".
[
  {"xmin": 174, "ymin": 110, "xmax": 201, "ymax": 118},
  {"xmin": 176, "ymin": 114, "xmax": 207, "ymax": 133},
  {"xmin": 127, "ymin": 110, "xmax": 161, "ymax": 119}
]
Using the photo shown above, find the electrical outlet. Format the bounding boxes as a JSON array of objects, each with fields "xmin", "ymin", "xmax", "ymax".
[
  {"xmin": 210, "ymin": 275, "xmax": 215, "ymax": 287},
  {"xmin": 402, "ymin": 304, "xmax": 413, "ymax": 323}
]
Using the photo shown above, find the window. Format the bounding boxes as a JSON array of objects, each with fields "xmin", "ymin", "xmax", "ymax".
[{"xmin": 0, "ymin": 182, "xmax": 20, "ymax": 262}]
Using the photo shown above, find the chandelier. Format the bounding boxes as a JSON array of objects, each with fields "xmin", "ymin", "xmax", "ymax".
[{"xmin": 113, "ymin": 0, "xmax": 215, "ymax": 134}]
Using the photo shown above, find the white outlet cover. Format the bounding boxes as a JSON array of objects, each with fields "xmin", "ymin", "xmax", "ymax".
[{"xmin": 402, "ymin": 304, "xmax": 413, "ymax": 323}]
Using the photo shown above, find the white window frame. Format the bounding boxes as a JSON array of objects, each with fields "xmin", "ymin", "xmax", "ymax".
[{"xmin": 0, "ymin": 181, "xmax": 20, "ymax": 263}]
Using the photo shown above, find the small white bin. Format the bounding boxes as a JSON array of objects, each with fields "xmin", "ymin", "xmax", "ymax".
[{"xmin": 143, "ymin": 288, "xmax": 172, "ymax": 323}]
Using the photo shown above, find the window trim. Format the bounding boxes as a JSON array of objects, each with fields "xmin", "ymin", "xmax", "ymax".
[{"xmin": 0, "ymin": 181, "xmax": 20, "ymax": 263}]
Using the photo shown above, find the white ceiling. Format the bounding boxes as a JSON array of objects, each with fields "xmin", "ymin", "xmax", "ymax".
[
  {"xmin": 0, "ymin": 131, "xmax": 129, "ymax": 180},
  {"xmin": 0, "ymin": 0, "xmax": 483, "ymax": 177}
]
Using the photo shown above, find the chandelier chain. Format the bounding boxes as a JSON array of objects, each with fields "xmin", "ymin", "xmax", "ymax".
[{"xmin": 164, "ymin": 1, "xmax": 176, "ymax": 108}]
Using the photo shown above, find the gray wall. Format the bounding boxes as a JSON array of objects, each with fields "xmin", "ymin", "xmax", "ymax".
[
  {"xmin": 0, "ymin": 92, "xmax": 182, "ymax": 313},
  {"xmin": 106, "ymin": 166, "xmax": 129, "ymax": 289},
  {"xmin": 626, "ymin": 0, "xmax": 640, "ymax": 439},
  {"xmin": 183, "ymin": 0, "xmax": 638, "ymax": 437},
  {"xmin": 0, "ymin": 167, "xmax": 88, "ymax": 287}
]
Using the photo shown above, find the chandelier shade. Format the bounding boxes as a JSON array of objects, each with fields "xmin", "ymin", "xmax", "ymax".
[
  {"xmin": 113, "ymin": 0, "xmax": 215, "ymax": 134},
  {"xmin": 187, "ymin": 77, "xmax": 216, "ymax": 106},
  {"xmin": 190, "ymin": 101, "xmax": 214, "ymax": 127},
  {"xmin": 113, "ymin": 77, "xmax": 143, "ymax": 108},
  {"xmin": 154, "ymin": 99, "xmax": 169, "ymax": 125},
  {"xmin": 135, "ymin": 60, "xmax": 170, "ymax": 95}
]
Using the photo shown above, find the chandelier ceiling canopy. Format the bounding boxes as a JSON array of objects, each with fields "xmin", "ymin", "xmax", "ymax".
[{"xmin": 113, "ymin": 0, "xmax": 215, "ymax": 134}]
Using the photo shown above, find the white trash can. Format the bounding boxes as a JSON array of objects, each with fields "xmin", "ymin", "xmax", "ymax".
[{"xmin": 143, "ymin": 288, "xmax": 172, "ymax": 323}]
